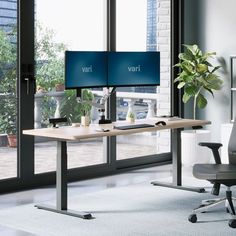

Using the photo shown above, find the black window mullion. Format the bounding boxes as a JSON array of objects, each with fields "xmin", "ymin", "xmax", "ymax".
[{"xmin": 18, "ymin": 0, "xmax": 35, "ymax": 181}]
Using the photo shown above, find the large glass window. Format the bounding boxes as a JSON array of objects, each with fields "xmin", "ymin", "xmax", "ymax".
[
  {"xmin": 116, "ymin": 0, "xmax": 171, "ymax": 160},
  {"xmin": 0, "ymin": 0, "xmax": 17, "ymax": 180},
  {"xmin": 34, "ymin": 0, "xmax": 106, "ymax": 174}
]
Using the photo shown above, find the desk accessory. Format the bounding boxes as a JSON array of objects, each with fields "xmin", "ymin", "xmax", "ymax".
[{"xmin": 49, "ymin": 118, "xmax": 68, "ymax": 128}]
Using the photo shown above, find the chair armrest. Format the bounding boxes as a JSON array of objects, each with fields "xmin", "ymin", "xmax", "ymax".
[{"xmin": 198, "ymin": 142, "xmax": 222, "ymax": 164}]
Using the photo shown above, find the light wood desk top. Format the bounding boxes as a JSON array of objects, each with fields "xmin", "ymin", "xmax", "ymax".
[{"xmin": 23, "ymin": 118, "xmax": 211, "ymax": 141}]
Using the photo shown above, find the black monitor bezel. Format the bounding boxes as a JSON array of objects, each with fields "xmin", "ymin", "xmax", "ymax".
[{"xmin": 64, "ymin": 51, "xmax": 160, "ymax": 89}]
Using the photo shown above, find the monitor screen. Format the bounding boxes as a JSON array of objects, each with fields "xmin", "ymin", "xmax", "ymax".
[
  {"xmin": 108, "ymin": 51, "xmax": 160, "ymax": 87},
  {"xmin": 65, "ymin": 51, "xmax": 107, "ymax": 89}
]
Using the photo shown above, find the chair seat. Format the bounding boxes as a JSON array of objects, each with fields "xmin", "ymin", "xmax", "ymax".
[{"xmin": 193, "ymin": 164, "xmax": 236, "ymax": 180}]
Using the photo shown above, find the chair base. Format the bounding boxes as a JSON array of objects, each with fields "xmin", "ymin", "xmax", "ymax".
[
  {"xmin": 194, "ymin": 197, "xmax": 236, "ymax": 215},
  {"xmin": 189, "ymin": 188, "xmax": 236, "ymax": 228}
]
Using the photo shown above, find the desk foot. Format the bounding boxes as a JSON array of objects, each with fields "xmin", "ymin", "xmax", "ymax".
[
  {"xmin": 151, "ymin": 181, "xmax": 205, "ymax": 193},
  {"xmin": 35, "ymin": 204, "xmax": 93, "ymax": 219}
]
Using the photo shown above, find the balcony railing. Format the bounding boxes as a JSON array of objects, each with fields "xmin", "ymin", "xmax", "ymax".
[{"xmin": 34, "ymin": 90, "xmax": 157, "ymax": 128}]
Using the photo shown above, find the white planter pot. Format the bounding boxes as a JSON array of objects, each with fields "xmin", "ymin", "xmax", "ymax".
[
  {"xmin": 81, "ymin": 116, "xmax": 90, "ymax": 127},
  {"xmin": 181, "ymin": 130, "xmax": 211, "ymax": 167}
]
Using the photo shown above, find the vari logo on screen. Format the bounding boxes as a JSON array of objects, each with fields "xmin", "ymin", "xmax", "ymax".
[
  {"xmin": 65, "ymin": 51, "xmax": 107, "ymax": 89},
  {"xmin": 81, "ymin": 65, "xmax": 93, "ymax": 73},
  {"xmin": 128, "ymin": 65, "xmax": 141, "ymax": 72},
  {"xmin": 108, "ymin": 51, "xmax": 160, "ymax": 87}
]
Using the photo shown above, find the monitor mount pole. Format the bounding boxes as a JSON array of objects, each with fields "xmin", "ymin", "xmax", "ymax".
[
  {"xmin": 96, "ymin": 87, "xmax": 116, "ymax": 124},
  {"xmin": 76, "ymin": 87, "xmax": 115, "ymax": 124}
]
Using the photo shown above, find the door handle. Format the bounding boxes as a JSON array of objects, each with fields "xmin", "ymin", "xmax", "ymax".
[{"xmin": 21, "ymin": 64, "xmax": 35, "ymax": 95}]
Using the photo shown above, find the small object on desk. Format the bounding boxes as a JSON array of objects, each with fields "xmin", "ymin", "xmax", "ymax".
[
  {"xmin": 95, "ymin": 128, "xmax": 110, "ymax": 132},
  {"xmin": 71, "ymin": 123, "xmax": 80, "ymax": 127},
  {"xmin": 155, "ymin": 121, "xmax": 166, "ymax": 126},
  {"xmin": 81, "ymin": 116, "xmax": 90, "ymax": 127},
  {"xmin": 98, "ymin": 118, "xmax": 112, "ymax": 124},
  {"xmin": 98, "ymin": 110, "xmax": 112, "ymax": 124},
  {"xmin": 114, "ymin": 123, "xmax": 155, "ymax": 130},
  {"xmin": 49, "ymin": 118, "xmax": 68, "ymax": 128},
  {"xmin": 155, "ymin": 115, "xmax": 181, "ymax": 121}
]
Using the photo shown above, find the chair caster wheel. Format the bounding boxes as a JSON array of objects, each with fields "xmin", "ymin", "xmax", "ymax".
[
  {"xmin": 188, "ymin": 214, "xmax": 197, "ymax": 223},
  {"xmin": 229, "ymin": 219, "xmax": 236, "ymax": 228}
]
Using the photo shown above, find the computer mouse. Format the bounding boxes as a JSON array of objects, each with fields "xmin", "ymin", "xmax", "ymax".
[{"xmin": 155, "ymin": 121, "xmax": 166, "ymax": 126}]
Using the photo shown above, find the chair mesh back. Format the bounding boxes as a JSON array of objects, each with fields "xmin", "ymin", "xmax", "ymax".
[{"xmin": 228, "ymin": 119, "xmax": 236, "ymax": 164}]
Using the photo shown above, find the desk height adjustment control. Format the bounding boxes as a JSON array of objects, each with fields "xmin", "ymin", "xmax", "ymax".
[
  {"xmin": 192, "ymin": 125, "xmax": 203, "ymax": 130},
  {"xmin": 49, "ymin": 118, "xmax": 68, "ymax": 128}
]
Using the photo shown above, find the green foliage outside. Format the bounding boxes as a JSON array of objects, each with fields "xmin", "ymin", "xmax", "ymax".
[
  {"xmin": 35, "ymin": 23, "xmax": 68, "ymax": 126},
  {"xmin": 35, "ymin": 23, "xmax": 66, "ymax": 91},
  {"xmin": 174, "ymin": 44, "xmax": 223, "ymax": 119},
  {"xmin": 60, "ymin": 89, "xmax": 94, "ymax": 123},
  {"xmin": 0, "ymin": 29, "xmax": 17, "ymax": 134},
  {"xmin": 0, "ymin": 23, "xmax": 94, "ymax": 132}
]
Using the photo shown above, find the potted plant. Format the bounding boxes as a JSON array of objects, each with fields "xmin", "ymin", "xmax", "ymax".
[
  {"xmin": 174, "ymin": 44, "xmax": 223, "ymax": 119},
  {"xmin": 0, "ymin": 29, "xmax": 17, "ymax": 147},
  {"xmin": 174, "ymin": 44, "xmax": 223, "ymax": 166},
  {"xmin": 60, "ymin": 89, "xmax": 94, "ymax": 125},
  {"xmin": 0, "ymin": 95, "xmax": 17, "ymax": 147},
  {"xmin": 126, "ymin": 111, "xmax": 135, "ymax": 123}
]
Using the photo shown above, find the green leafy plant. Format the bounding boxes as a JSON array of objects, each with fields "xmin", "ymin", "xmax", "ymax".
[
  {"xmin": 60, "ymin": 89, "xmax": 94, "ymax": 123},
  {"xmin": 0, "ymin": 96, "xmax": 17, "ymax": 134},
  {"xmin": 35, "ymin": 23, "xmax": 67, "ymax": 92},
  {"xmin": 0, "ymin": 28, "xmax": 17, "ymax": 135},
  {"xmin": 35, "ymin": 23, "xmax": 68, "ymax": 126},
  {"xmin": 174, "ymin": 44, "xmax": 223, "ymax": 119}
]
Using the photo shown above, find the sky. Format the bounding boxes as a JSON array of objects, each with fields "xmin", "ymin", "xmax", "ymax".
[{"xmin": 36, "ymin": 0, "xmax": 147, "ymax": 51}]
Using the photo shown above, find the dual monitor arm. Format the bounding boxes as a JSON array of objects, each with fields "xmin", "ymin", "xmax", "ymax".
[{"xmin": 76, "ymin": 87, "xmax": 116, "ymax": 124}]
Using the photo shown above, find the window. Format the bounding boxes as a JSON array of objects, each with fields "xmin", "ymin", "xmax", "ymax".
[
  {"xmin": 34, "ymin": 0, "xmax": 107, "ymax": 174},
  {"xmin": 115, "ymin": 0, "xmax": 171, "ymax": 160}
]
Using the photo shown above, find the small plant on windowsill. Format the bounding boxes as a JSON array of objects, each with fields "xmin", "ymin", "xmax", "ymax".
[
  {"xmin": 60, "ymin": 89, "xmax": 94, "ymax": 125},
  {"xmin": 174, "ymin": 44, "xmax": 223, "ymax": 119}
]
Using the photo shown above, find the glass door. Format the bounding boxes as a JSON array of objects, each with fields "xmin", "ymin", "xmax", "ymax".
[
  {"xmin": 0, "ymin": 0, "xmax": 18, "ymax": 180},
  {"xmin": 116, "ymin": 0, "xmax": 171, "ymax": 162},
  {"xmin": 34, "ymin": 0, "xmax": 107, "ymax": 174}
]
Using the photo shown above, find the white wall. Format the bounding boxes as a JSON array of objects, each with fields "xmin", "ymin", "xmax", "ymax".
[{"xmin": 184, "ymin": 0, "xmax": 236, "ymax": 141}]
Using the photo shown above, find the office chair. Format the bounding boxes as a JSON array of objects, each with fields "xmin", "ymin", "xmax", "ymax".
[{"xmin": 188, "ymin": 120, "xmax": 236, "ymax": 228}]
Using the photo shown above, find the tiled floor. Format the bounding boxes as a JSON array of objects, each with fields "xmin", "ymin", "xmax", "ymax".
[
  {"xmin": 0, "ymin": 138, "xmax": 161, "ymax": 179},
  {"xmin": 0, "ymin": 164, "xmax": 172, "ymax": 236}
]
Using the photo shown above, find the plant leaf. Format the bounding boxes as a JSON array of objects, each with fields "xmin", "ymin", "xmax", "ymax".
[
  {"xmin": 182, "ymin": 92, "xmax": 192, "ymax": 103},
  {"xmin": 185, "ymin": 85, "xmax": 198, "ymax": 96},
  {"xmin": 211, "ymin": 65, "xmax": 221, "ymax": 74},
  {"xmin": 177, "ymin": 82, "xmax": 185, "ymax": 89},
  {"xmin": 203, "ymin": 87, "xmax": 214, "ymax": 97},
  {"xmin": 197, "ymin": 93, "xmax": 207, "ymax": 109},
  {"xmin": 205, "ymin": 74, "xmax": 223, "ymax": 90}
]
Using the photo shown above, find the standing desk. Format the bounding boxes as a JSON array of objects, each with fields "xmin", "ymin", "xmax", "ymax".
[{"xmin": 23, "ymin": 118, "xmax": 210, "ymax": 219}]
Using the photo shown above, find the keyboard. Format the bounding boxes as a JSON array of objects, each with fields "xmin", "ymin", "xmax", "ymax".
[{"xmin": 114, "ymin": 123, "xmax": 155, "ymax": 130}]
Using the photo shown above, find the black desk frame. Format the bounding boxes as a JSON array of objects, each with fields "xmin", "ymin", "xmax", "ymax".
[
  {"xmin": 35, "ymin": 141, "xmax": 92, "ymax": 219},
  {"xmin": 151, "ymin": 128, "xmax": 205, "ymax": 193},
  {"xmin": 35, "ymin": 127, "xmax": 205, "ymax": 220}
]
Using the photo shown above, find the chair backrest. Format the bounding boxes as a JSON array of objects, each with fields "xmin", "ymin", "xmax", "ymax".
[{"xmin": 228, "ymin": 119, "xmax": 236, "ymax": 164}]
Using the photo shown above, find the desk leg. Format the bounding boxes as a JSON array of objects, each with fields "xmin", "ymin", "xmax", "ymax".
[
  {"xmin": 151, "ymin": 128, "xmax": 205, "ymax": 193},
  {"xmin": 35, "ymin": 141, "xmax": 92, "ymax": 219}
]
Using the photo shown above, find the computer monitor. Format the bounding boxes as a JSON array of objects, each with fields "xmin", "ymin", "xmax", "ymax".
[
  {"xmin": 107, "ymin": 51, "xmax": 160, "ymax": 87},
  {"xmin": 65, "ymin": 51, "xmax": 107, "ymax": 89}
]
